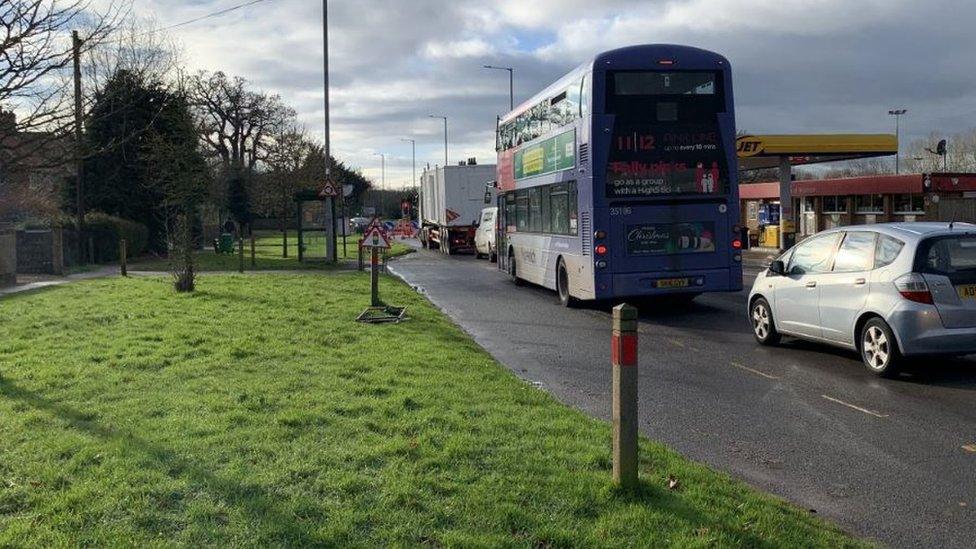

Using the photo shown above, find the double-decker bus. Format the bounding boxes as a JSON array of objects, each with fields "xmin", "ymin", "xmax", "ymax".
[{"xmin": 495, "ymin": 44, "xmax": 743, "ymax": 306}]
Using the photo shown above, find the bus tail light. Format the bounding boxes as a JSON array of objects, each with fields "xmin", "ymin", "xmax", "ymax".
[
  {"xmin": 596, "ymin": 260, "xmax": 608, "ymax": 269},
  {"xmin": 894, "ymin": 273, "xmax": 933, "ymax": 304},
  {"xmin": 595, "ymin": 244, "xmax": 608, "ymax": 256},
  {"xmin": 594, "ymin": 230, "xmax": 607, "ymax": 239},
  {"xmin": 732, "ymin": 239, "xmax": 743, "ymax": 250}
]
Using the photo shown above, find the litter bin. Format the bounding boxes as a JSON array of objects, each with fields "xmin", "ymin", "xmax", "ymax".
[{"xmin": 218, "ymin": 233, "xmax": 235, "ymax": 254}]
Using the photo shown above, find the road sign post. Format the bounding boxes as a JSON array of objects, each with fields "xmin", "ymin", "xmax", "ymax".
[
  {"xmin": 319, "ymin": 181, "xmax": 339, "ymax": 262},
  {"xmin": 612, "ymin": 303, "xmax": 639, "ymax": 490},
  {"xmin": 356, "ymin": 219, "xmax": 405, "ymax": 323}
]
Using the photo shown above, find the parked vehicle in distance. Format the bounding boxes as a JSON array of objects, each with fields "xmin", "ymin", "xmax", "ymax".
[
  {"xmin": 748, "ymin": 222, "xmax": 976, "ymax": 376},
  {"xmin": 349, "ymin": 217, "xmax": 370, "ymax": 233},
  {"xmin": 475, "ymin": 207, "xmax": 498, "ymax": 261},
  {"xmin": 418, "ymin": 161, "xmax": 496, "ymax": 255}
]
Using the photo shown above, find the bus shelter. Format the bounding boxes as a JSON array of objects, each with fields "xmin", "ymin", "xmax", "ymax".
[
  {"xmin": 295, "ymin": 190, "xmax": 336, "ymax": 262},
  {"xmin": 736, "ymin": 134, "xmax": 898, "ymax": 249}
]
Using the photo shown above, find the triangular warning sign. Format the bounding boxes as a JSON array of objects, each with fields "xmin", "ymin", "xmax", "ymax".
[
  {"xmin": 318, "ymin": 181, "xmax": 339, "ymax": 198},
  {"xmin": 362, "ymin": 221, "xmax": 390, "ymax": 249}
]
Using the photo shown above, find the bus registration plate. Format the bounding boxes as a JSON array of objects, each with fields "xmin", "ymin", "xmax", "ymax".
[
  {"xmin": 655, "ymin": 278, "xmax": 690, "ymax": 289},
  {"xmin": 958, "ymin": 285, "xmax": 976, "ymax": 300}
]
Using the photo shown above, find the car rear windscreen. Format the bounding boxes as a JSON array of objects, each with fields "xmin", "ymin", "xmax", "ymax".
[{"xmin": 915, "ymin": 235, "xmax": 976, "ymax": 282}]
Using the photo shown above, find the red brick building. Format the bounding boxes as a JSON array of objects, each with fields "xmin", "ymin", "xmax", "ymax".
[{"xmin": 740, "ymin": 173, "xmax": 976, "ymax": 243}]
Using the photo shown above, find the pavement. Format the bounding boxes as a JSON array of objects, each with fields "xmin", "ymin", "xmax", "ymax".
[
  {"xmin": 0, "ymin": 266, "xmax": 120, "ymax": 297},
  {"xmin": 389, "ymin": 246, "xmax": 976, "ymax": 549}
]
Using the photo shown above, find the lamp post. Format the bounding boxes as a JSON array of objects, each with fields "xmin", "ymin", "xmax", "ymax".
[
  {"xmin": 483, "ymin": 65, "xmax": 514, "ymax": 111},
  {"xmin": 400, "ymin": 138, "xmax": 417, "ymax": 219},
  {"xmin": 888, "ymin": 108, "xmax": 907, "ymax": 174},
  {"xmin": 428, "ymin": 115, "xmax": 448, "ymax": 166},
  {"xmin": 322, "ymin": 0, "xmax": 336, "ymax": 262}
]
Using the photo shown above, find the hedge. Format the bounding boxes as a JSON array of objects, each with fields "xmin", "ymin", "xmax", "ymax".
[{"xmin": 83, "ymin": 212, "xmax": 150, "ymax": 262}]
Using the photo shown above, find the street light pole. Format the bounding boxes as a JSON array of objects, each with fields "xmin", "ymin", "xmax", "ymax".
[
  {"xmin": 888, "ymin": 108, "xmax": 907, "ymax": 174},
  {"xmin": 483, "ymin": 65, "xmax": 514, "ymax": 111},
  {"xmin": 429, "ymin": 115, "xmax": 448, "ymax": 165},
  {"xmin": 400, "ymin": 138, "xmax": 416, "ymax": 219},
  {"xmin": 322, "ymin": 0, "xmax": 336, "ymax": 262}
]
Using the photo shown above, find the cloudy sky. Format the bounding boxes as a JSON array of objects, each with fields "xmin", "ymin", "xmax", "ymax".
[{"xmin": 133, "ymin": 0, "xmax": 976, "ymax": 188}]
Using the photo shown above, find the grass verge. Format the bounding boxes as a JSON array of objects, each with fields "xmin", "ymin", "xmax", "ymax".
[{"xmin": 0, "ymin": 274, "xmax": 866, "ymax": 547}]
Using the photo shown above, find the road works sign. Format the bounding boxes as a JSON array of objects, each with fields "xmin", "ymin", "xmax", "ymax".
[{"xmin": 362, "ymin": 220, "xmax": 390, "ymax": 249}]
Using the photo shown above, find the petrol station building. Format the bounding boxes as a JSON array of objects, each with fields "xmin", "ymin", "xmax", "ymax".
[{"xmin": 735, "ymin": 134, "xmax": 976, "ymax": 249}]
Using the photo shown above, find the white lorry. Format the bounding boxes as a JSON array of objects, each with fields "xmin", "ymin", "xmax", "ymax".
[{"xmin": 418, "ymin": 160, "xmax": 496, "ymax": 255}]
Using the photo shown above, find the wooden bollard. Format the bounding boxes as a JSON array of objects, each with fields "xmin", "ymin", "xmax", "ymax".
[
  {"xmin": 250, "ymin": 234, "xmax": 256, "ymax": 267},
  {"xmin": 612, "ymin": 303, "xmax": 639, "ymax": 489},
  {"xmin": 238, "ymin": 237, "xmax": 244, "ymax": 273},
  {"xmin": 119, "ymin": 238, "xmax": 127, "ymax": 277},
  {"xmin": 370, "ymin": 246, "xmax": 380, "ymax": 306}
]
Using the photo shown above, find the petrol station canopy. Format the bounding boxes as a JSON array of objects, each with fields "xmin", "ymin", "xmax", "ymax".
[{"xmin": 736, "ymin": 134, "xmax": 898, "ymax": 171}]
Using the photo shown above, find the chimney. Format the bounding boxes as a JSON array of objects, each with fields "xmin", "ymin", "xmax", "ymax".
[{"xmin": 467, "ymin": 157, "xmax": 477, "ymax": 166}]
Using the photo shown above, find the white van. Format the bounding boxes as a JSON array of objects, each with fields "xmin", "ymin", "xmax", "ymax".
[{"xmin": 475, "ymin": 207, "xmax": 497, "ymax": 262}]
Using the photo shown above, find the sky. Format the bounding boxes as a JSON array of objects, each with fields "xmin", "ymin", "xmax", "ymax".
[{"xmin": 131, "ymin": 0, "xmax": 976, "ymax": 188}]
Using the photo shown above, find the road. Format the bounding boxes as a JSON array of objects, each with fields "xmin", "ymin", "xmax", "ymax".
[{"xmin": 390, "ymin": 247, "xmax": 976, "ymax": 548}]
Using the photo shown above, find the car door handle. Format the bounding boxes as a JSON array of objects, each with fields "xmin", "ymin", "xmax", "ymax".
[
  {"xmin": 805, "ymin": 281, "xmax": 817, "ymax": 288},
  {"xmin": 854, "ymin": 278, "xmax": 866, "ymax": 286}
]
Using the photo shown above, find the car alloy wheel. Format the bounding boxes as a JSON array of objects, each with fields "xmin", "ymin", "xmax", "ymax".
[
  {"xmin": 862, "ymin": 325, "xmax": 890, "ymax": 371},
  {"xmin": 752, "ymin": 302, "xmax": 771, "ymax": 340}
]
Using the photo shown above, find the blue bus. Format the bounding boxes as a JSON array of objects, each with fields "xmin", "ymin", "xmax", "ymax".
[{"xmin": 494, "ymin": 44, "xmax": 743, "ymax": 306}]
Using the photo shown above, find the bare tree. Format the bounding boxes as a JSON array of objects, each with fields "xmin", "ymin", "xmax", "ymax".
[
  {"xmin": 0, "ymin": 0, "xmax": 126, "ymax": 158},
  {"xmin": 253, "ymin": 124, "xmax": 315, "ymax": 255},
  {"xmin": 902, "ymin": 129, "xmax": 976, "ymax": 174},
  {"xmin": 188, "ymin": 71, "xmax": 295, "ymax": 174}
]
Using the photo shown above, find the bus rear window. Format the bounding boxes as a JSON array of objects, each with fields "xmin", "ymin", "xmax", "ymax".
[
  {"xmin": 605, "ymin": 70, "xmax": 728, "ymax": 197},
  {"xmin": 613, "ymin": 72, "xmax": 716, "ymax": 96}
]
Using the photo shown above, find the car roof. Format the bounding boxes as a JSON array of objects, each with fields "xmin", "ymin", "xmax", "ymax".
[{"xmin": 818, "ymin": 222, "xmax": 976, "ymax": 243}]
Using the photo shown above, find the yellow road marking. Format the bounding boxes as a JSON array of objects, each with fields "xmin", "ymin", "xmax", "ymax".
[
  {"xmin": 730, "ymin": 362, "xmax": 779, "ymax": 380},
  {"xmin": 821, "ymin": 395, "xmax": 889, "ymax": 418},
  {"xmin": 962, "ymin": 444, "xmax": 976, "ymax": 453}
]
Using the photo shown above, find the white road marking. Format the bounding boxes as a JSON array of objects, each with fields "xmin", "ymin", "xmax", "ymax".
[
  {"xmin": 667, "ymin": 337, "xmax": 686, "ymax": 348},
  {"xmin": 821, "ymin": 395, "xmax": 889, "ymax": 418},
  {"xmin": 730, "ymin": 361, "xmax": 779, "ymax": 380}
]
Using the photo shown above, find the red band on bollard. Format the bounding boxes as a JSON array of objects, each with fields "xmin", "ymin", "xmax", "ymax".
[{"xmin": 612, "ymin": 333, "xmax": 637, "ymax": 366}]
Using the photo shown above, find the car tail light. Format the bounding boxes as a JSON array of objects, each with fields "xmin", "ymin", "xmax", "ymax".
[
  {"xmin": 732, "ymin": 239, "xmax": 742, "ymax": 249},
  {"xmin": 894, "ymin": 273, "xmax": 934, "ymax": 304},
  {"xmin": 595, "ymin": 244, "xmax": 608, "ymax": 256}
]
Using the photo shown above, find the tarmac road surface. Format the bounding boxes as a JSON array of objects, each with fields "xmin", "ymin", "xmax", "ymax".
[{"xmin": 391, "ymin": 247, "xmax": 976, "ymax": 548}]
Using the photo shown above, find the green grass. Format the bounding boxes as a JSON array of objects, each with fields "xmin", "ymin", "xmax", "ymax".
[
  {"xmin": 0, "ymin": 274, "xmax": 867, "ymax": 547},
  {"xmin": 128, "ymin": 231, "xmax": 412, "ymax": 272}
]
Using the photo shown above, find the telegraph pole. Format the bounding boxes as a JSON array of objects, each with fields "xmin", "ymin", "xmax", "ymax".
[
  {"xmin": 72, "ymin": 30, "xmax": 86, "ymax": 263},
  {"xmin": 323, "ymin": 0, "xmax": 336, "ymax": 262}
]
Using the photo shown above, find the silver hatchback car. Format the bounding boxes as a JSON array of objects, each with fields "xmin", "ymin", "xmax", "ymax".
[{"xmin": 748, "ymin": 222, "xmax": 976, "ymax": 376}]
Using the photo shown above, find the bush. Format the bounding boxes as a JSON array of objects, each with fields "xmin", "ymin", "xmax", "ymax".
[{"xmin": 83, "ymin": 212, "xmax": 150, "ymax": 263}]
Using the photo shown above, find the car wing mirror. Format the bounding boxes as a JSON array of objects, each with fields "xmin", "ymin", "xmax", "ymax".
[{"xmin": 768, "ymin": 260, "xmax": 786, "ymax": 276}]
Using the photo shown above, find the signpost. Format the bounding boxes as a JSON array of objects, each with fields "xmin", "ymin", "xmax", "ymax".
[
  {"xmin": 319, "ymin": 180, "xmax": 339, "ymax": 262},
  {"xmin": 362, "ymin": 219, "xmax": 390, "ymax": 307},
  {"xmin": 356, "ymin": 219, "xmax": 405, "ymax": 323}
]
